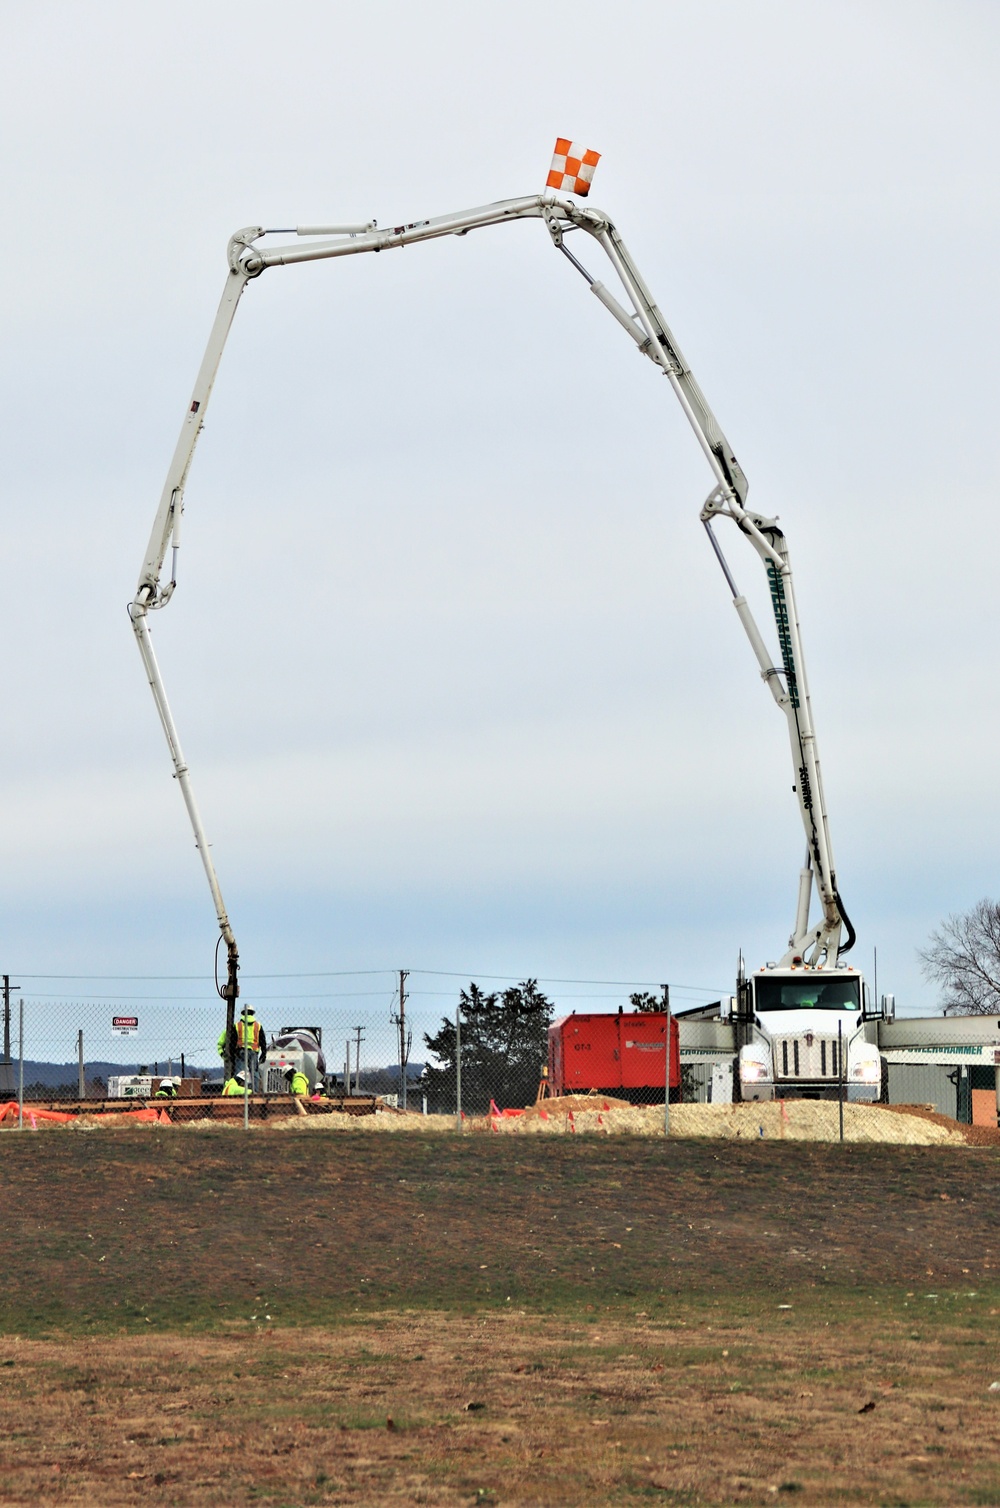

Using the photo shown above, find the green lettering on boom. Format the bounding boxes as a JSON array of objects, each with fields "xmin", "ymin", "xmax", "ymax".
[{"xmin": 766, "ymin": 561, "xmax": 799, "ymax": 709}]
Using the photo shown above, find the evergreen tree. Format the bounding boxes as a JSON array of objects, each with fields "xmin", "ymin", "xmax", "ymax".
[
  {"xmin": 629, "ymin": 991, "xmax": 665, "ymax": 1013},
  {"xmin": 422, "ymin": 980, "xmax": 553, "ymax": 1113}
]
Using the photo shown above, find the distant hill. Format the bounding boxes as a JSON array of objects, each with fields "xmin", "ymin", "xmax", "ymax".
[
  {"xmin": 0, "ymin": 1058, "xmax": 427, "ymax": 1099},
  {"xmin": 0, "ymin": 1058, "xmax": 215, "ymax": 1090}
]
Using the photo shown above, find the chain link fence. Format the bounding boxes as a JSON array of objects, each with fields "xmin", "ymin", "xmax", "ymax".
[
  {"xmin": 0, "ymin": 999, "xmax": 409, "ymax": 1106},
  {"xmin": 0, "ymin": 973, "xmax": 716, "ymax": 1121}
]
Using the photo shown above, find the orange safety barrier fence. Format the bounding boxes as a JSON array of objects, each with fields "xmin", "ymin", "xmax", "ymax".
[
  {"xmin": 0, "ymin": 1100, "xmax": 171, "ymax": 1127},
  {"xmin": 0, "ymin": 1101, "xmax": 74, "ymax": 1126}
]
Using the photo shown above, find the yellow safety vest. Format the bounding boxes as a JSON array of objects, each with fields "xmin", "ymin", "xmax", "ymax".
[
  {"xmin": 236, "ymin": 1017, "xmax": 261, "ymax": 1051},
  {"xmin": 290, "ymin": 1071, "xmax": 309, "ymax": 1096},
  {"xmin": 222, "ymin": 1078, "xmax": 245, "ymax": 1096}
]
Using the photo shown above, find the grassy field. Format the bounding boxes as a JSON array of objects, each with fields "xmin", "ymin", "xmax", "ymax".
[{"xmin": 1, "ymin": 1128, "xmax": 999, "ymax": 1504}]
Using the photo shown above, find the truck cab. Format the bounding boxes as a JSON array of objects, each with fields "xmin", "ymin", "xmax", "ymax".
[{"xmin": 737, "ymin": 968, "xmax": 884, "ymax": 1102}]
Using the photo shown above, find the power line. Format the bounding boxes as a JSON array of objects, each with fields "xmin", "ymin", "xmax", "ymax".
[
  {"xmin": 10, "ymin": 969, "xmax": 398, "ymax": 982},
  {"xmin": 21, "ymin": 984, "xmax": 723, "ymax": 1004},
  {"xmin": 12, "ymin": 968, "xmax": 728, "ymax": 997},
  {"xmin": 19, "ymin": 989, "xmax": 399, "ymax": 1003},
  {"xmin": 409, "ymin": 969, "xmax": 729, "ymax": 991}
]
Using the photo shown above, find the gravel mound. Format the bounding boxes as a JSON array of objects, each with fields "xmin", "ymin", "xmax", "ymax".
[
  {"xmin": 499, "ymin": 1100, "xmax": 968, "ymax": 1143},
  {"xmin": 261, "ymin": 1099, "xmax": 969, "ymax": 1143}
]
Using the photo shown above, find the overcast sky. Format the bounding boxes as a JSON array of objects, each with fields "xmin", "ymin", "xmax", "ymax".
[{"xmin": 2, "ymin": 0, "xmax": 998, "ymax": 1039}]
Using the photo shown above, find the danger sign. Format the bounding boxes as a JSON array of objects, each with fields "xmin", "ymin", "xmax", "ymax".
[{"xmin": 112, "ymin": 1016, "xmax": 139, "ymax": 1036}]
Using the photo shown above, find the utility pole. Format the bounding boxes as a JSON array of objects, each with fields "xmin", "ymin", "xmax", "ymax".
[
  {"xmin": 391, "ymin": 970, "xmax": 411, "ymax": 1111},
  {"xmin": 0, "ymin": 976, "xmax": 20, "ymax": 1097},
  {"xmin": 353, "ymin": 1024, "xmax": 365, "ymax": 1097},
  {"xmin": 3, "ymin": 976, "xmax": 20, "ymax": 1061}
]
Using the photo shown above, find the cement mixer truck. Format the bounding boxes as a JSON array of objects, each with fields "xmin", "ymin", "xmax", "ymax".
[{"xmin": 260, "ymin": 1028, "xmax": 325, "ymax": 1095}]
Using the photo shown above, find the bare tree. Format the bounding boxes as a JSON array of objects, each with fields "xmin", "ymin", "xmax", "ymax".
[{"xmin": 919, "ymin": 899, "xmax": 1000, "ymax": 1014}]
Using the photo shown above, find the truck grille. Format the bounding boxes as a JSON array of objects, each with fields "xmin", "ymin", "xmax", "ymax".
[{"xmin": 775, "ymin": 1034, "xmax": 840, "ymax": 1081}]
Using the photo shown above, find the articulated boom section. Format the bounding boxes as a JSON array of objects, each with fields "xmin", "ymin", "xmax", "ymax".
[
  {"xmin": 133, "ymin": 184, "xmax": 855, "ymax": 1000},
  {"xmin": 757, "ymin": 527, "xmax": 848, "ymax": 967},
  {"xmin": 701, "ymin": 492, "xmax": 854, "ymax": 969}
]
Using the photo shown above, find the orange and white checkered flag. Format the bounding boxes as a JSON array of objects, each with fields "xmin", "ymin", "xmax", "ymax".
[{"xmin": 546, "ymin": 138, "xmax": 601, "ymax": 197}]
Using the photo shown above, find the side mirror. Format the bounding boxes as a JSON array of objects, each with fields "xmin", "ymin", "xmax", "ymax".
[{"xmin": 880, "ymin": 993, "xmax": 895, "ymax": 1023}]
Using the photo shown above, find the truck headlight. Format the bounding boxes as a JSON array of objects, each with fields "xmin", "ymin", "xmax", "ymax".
[
  {"xmin": 852, "ymin": 1058, "xmax": 880, "ymax": 1083},
  {"xmin": 740, "ymin": 1059, "xmax": 769, "ymax": 1083}
]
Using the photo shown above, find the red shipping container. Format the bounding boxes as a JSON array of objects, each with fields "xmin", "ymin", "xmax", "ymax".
[{"xmin": 548, "ymin": 1011, "xmax": 681, "ymax": 1101}]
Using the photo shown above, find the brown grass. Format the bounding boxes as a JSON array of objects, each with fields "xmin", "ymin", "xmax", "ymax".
[
  {"xmin": 2, "ymin": 1132, "xmax": 1000, "ymax": 1504},
  {"xmin": 2, "ymin": 1306, "xmax": 1000, "ymax": 1505}
]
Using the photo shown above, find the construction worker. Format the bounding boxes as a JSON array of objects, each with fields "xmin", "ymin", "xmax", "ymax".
[
  {"xmin": 216, "ymin": 1005, "xmax": 267, "ymax": 1090},
  {"xmin": 222, "ymin": 1069, "xmax": 247, "ymax": 1097},
  {"xmin": 284, "ymin": 1066, "xmax": 309, "ymax": 1097},
  {"xmin": 154, "ymin": 1078, "xmax": 177, "ymax": 1099}
]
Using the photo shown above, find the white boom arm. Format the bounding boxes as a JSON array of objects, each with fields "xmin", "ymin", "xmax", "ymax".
[
  {"xmin": 699, "ymin": 493, "xmax": 855, "ymax": 967},
  {"xmin": 132, "ymin": 189, "xmax": 853, "ymax": 1024}
]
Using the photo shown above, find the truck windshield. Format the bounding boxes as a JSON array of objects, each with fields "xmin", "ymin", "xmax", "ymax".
[{"xmin": 754, "ymin": 977, "xmax": 861, "ymax": 1012}]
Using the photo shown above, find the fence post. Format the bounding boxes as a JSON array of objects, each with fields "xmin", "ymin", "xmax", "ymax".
[
  {"xmin": 18, "ymin": 999, "xmax": 24, "ymax": 1130},
  {"xmin": 455, "ymin": 1008, "xmax": 462, "ymax": 1133},
  {"xmin": 398, "ymin": 968, "xmax": 409, "ymax": 1112},
  {"xmin": 664, "ymin": 1008, "xmax": 671, "ymax": 1137},
  {"xmin": 353, "ymin": 1025, "xmax": 365, "ymax": 1097},
  {"xmin": 838, "ymin": 1019, "xmax": 844, "ymax": 1143},
  {"xmin": 78, "ymin": 1029, "xmax": 85, "ymax": 1101}
]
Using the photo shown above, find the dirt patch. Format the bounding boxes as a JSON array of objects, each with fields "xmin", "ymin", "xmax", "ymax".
[
  {"xmin": 2, "ymin": 1306, "xmax": 1000, "ymax": 1505},
  {"xmin": 10, "ymin": 1094, "xmax": 991, "ymax": 1146},
  {"xmin": 525, "ymin": 1094, "xmax": 634, "ymax": 1114},
  {"xmin": 481, "ymin": 1099, "xmax": 969, "ymax": 1144},
  {"xmin": 3, "ymin": 1135, "xmax": 1000, "ymax": 1503},
  {"xmin": 207, "ymin": 1099, "xmax": 974, "ymax": 1144},
  {"xmin": 268, "ymin": 1108, "xmax": 454, "ymax": 1133},
  {"xmin": 881, "ymin": 1101, "xmax": 1000, "ymax": 1146}
]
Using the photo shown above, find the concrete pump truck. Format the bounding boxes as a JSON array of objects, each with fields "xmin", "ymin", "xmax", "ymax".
[
  {"xmin": 697, "ymin": 493, "xmax": 887, "ymax": 1103},
  {"xmin": 131, "ymin": 144, "xmax": 887, "ymax": 1098}
]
